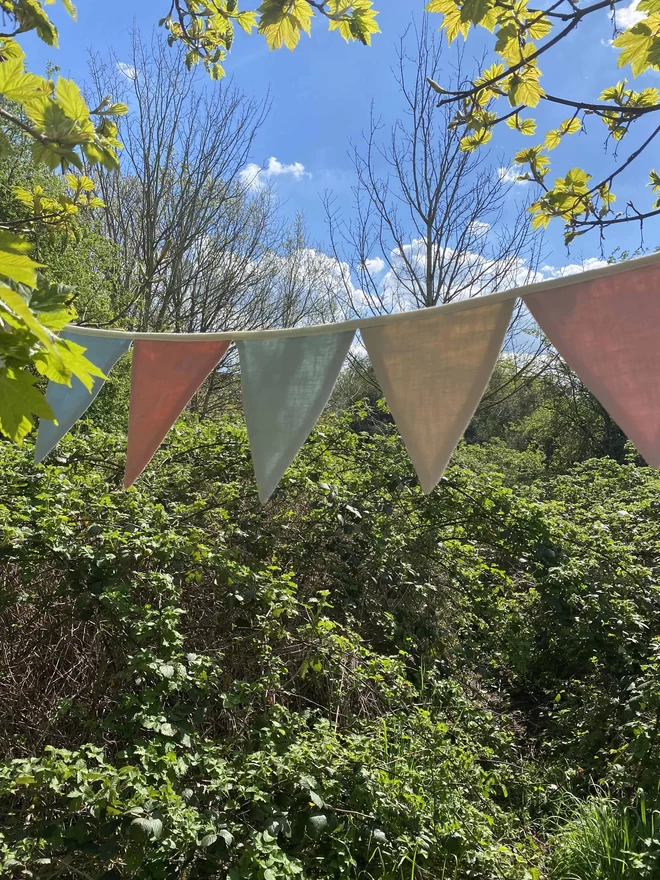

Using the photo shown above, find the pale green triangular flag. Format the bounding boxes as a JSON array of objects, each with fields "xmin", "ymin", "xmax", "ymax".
[{"xmin": 238, "ymin": 331, "xmax": 354, "ymax": 502}]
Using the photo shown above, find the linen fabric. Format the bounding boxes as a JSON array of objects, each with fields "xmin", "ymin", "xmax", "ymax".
[
  {"xmin": 124, "ymin": 339, "xmax": 231, "ymax": 486},
  {"xmin": 35, "ymin": 331, "xmax": 131, "ymax": 463},
  {"xmin": 362, "ymin": 299, "xmax": 515, "ymax": 493},
  {"xmin": 524, "ymin": 262, "xmax": 660, "ymax": 467},
  {"xmin": 238, "ymin": 330, "xmax": 354, "ymax": 502}
]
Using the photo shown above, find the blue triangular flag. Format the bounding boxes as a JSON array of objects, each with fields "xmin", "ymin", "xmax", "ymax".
[
  {"xmin": 35, "ymin": 330, "xmax": 131, "ymax": 463},
  {"xmin": 238, "ymin": 330, "xmax": 354, "ymax": 502}
]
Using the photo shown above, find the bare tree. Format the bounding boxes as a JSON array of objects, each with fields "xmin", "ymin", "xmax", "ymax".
[
  {"xmin": 326, "ymin": 19, "xmax": 549, "ymax": 408},
  {"xmin": 86, "ymin": 33, "xmax": 335, "ymax": 339},
  {"xmin": 326, "ymin": 20, "xmax": 543, "ymax": 318}
]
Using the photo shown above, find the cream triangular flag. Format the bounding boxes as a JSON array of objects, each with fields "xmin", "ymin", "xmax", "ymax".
[{"xmin": 363, "ymin": 299, "xmax": 514, "ymax": 492}]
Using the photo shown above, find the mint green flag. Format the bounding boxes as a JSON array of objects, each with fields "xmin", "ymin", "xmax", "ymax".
[{"xmin": 238, "ymin": 331, "xmax": 354, "ymax": 502}]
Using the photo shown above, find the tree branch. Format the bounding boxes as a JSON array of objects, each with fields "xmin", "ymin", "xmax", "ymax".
[
  {"xmin": 543, "ymin": 92, "xmax": 660, "ymax": 116},
  {"xmin": 0, "ymin": 106, "xmax": 52, "ymax": 145},
  {"xmin": 435, "ymin": 0, "xmax": 615, "ymax": 108}
]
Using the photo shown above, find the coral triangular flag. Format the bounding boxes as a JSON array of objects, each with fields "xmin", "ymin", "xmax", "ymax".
[
  {"xmin": 524, "ymin": 261, "xmax": 660, "ymax": 467},
  {"xmin": 238, "ymin": 330, "xmax": 354, "ymax": 502},
  {"xmin": 35, "ymin": 331, "xmax": 131, "ymax": 463},
  {"xmin": 125, "ymin": 340, "xmax": 231, "ymax": 486},
  {"xmin": 363, "ymin": 299, "xmax": 514, "ymax": 493}
]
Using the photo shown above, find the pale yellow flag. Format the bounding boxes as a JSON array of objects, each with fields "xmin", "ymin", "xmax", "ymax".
[{"xmin": 363, "ymin": 299, "xmax": 514, "ymax": 493}]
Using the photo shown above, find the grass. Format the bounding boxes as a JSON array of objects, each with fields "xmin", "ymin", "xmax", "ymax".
[{"xmin": 548, "ymin": 793, "xmax": 660, "ymax": 878}]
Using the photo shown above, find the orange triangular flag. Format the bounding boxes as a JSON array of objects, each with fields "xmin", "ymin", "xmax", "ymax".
[
  {"xmin": 363, "ymin": 299, "xmax": 514, "ymax": 493},
  {"xmin": 124, "ymin": 340, "xmax": 231, "ymax": 486}
]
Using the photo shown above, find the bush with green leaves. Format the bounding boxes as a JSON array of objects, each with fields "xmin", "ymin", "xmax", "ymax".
[{"xmin": 0, "ymin": 399, "xmax": 659, "ymax": 877}]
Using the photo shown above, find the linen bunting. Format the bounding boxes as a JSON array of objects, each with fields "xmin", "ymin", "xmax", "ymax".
[
  {"xmin": 35, "ymin": 330, "xmax": 132, "ymax": 464},
  {"xmin": 30, "ymin": 254, "xmax": 660, "ymax": 498},
  {"xmin": 124, "ymin": 340, "xmax": 231, "ymax": 486},
  {"xmin": 523, "ymin": 261, "xmax": 660, "ymax": 468},
  {"xmin": 238, "ymin": 331, "xmax": 355, "ymax": 502},
  {"xmin": 362, "ymin": 299, "xmax": 515, "ymax": 494}
]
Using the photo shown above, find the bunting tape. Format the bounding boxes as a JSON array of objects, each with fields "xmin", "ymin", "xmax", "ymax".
[{"xmin": 31, "ymin": 252, "xmax": 660, "ymax": 499}]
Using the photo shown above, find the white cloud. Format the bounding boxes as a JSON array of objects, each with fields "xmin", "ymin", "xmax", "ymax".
[
  {"xmin": 498, "ymin": 165, "xmax": 529, "ymax": 186},
  {"xmin": 374, "ymin": 237, "xmax": 544, "ymax": 314},
  {"xmin": 363, "ymin": 257, "xmax": 386, "ymax": 275},
  {"xmin": 239, "ymin": 156, "xmax": 311, "ymax": 191},
  {"xmin": 613, "ymin": 0, "xmax": 646, "ymax": 29},
  {"xmin": 468, "ymin": 220, "xmax": 491, "ymax": 236},
  {"xmin": 541, "ymin": 257, "xmax": 608, "ymax": 278},
  {"xmin": 117, "ymin": 61, "xmax": 137, "ymax": 80}
]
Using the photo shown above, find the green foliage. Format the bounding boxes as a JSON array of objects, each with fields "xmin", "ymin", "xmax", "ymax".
[
  {"xmin": 549, "ymin": 795, "xmax": 660, "ymax": 878},
  {"xmin": 425, "ymin": 0, "xmax": 660, "ymax": 240},
  {"xmin": 1, "ymin": 400, "xmax": 660, "ymax": 876},
  {"xmin": 0, "ymin": 1, "xmax": 127, "ymax": 442},
  {"xmin": 160, "ymin": 0, "xmax": 380, "ymax": 77}
]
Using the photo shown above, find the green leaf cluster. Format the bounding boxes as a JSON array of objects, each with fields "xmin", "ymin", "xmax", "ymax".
[
  {"xmin": 160, "ymin": 0, "xmax": 380, "ymax": 76},
  {"xmin": 1, "ymin": 395, "xmax": 660, "ymax": 876},
  {"xmin": 425, "ymin": 0, "xmax": 660, "ymax": 236},
  {"xmin": 0, "ymin": 1, "xmax": 126, "ymax": 442}
]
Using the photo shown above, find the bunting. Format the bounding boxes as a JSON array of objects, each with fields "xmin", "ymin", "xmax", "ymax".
[
  {"xmin": 524, "ymin": 261, "xmax": 660, "ymax": 468},
  {"xmin": 238, "ymin": 331, "xmax": 354, "ymax": 502},
  {"xmin": 35, "ymin": 331, "xmax": 131, "ymax": 464},
  {"xmin": 124, "ymin": 340, "xmax": 231, "ymax": 486},
  {"xmin": 363, "ymin": 299, "xmax": 515, "ymax": 493},
  {"xmin": 30, "ymin": 254, "xmax": 660, "ymax": 499}
]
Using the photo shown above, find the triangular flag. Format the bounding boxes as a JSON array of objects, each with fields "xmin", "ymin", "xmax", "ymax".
[
  {"xmin": 524, "ymin": 261, "xmax": 660, "ymax": 467},
  {"xmin": 35, "ymin": 331, "xmax": 131, "ymax": 464},
  {"xmin": 238, "ymin": 330, "xmax": 354, "ymax": 502},
  {"xmin": 124, "ymin": 339, "xmax": 231, "ymax": 486},
  {"xmin": 363, "ymin": 299, "xmax": 514, "ymax": 493}
]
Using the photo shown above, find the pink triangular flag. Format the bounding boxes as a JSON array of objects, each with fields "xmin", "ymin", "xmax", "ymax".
[
  {"xmin": 363, "ymin": 298, "xmax": 514, "ymax": 493},
  {"xmin": 125, "ymin": 340, "xmax": 231, "ymax": 486},
  {"xmin": 524, "ymin": 261, "xmax": 660, "ymax": 467}
]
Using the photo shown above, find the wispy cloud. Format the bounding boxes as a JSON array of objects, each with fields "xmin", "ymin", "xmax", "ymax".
[
  {"xmin": 613, "ymin": 0, "xmax": 646, "ymax": 30},
  {"xmin": 239, "ymin": 156, "xmax": 311, "ymax": 191},
  {"xmin": 497, "ymin": 165, "xmax": 529, "ymax": 186},
  {"xmin": 363, "ymin": 257, "xmax": 386, "ymax": 275},
  {"xmin": 117, "ymin": 61, "xmax": 137, "ymax": 80},
  {"xmin": 542, "ymin": 258, "xmax": 609, "ymax": 278},
  {"xmin": 468, "ymin": 220, "xmax": 491, "ymax": 236}
]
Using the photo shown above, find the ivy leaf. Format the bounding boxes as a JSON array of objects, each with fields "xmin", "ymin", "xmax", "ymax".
[{"xmin": 0, "ymin": 367, "xmax": 54, "ymax": 443}]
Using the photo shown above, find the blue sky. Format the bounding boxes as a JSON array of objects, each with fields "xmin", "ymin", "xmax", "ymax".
[{"xmin": 22, "ymin": 0, "xmax": 660, "ymax": 279}]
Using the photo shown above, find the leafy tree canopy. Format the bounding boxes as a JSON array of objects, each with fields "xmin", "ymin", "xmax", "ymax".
[
  {"xmin": 0, "ymin": 0, "xmax": 127, "ymax": 442},
  {"xmin": 424, "ymin": 0, "xmax": 660, "ymax": 243}
]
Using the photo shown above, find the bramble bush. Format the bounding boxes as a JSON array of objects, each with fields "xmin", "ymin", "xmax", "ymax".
[{"xmin": 1, "ymin": 401, "xmax": 659, "ymax": 877}]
